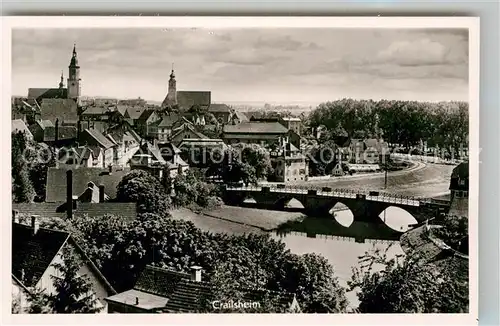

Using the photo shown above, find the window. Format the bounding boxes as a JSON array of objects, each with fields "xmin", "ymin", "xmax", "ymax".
[{"xmin": 459, "ymin": 179, "xmax": 465, "ymax": 186}]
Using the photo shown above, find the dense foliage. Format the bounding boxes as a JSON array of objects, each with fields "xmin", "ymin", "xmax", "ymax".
[
  {"xmin": 11, "ymin": 132, "xmax": 36, "ymax": 203},
  {"xmin": 349, "ymin": 241, "xmax": 469, "ymax": 313},
  {"xmin": 307, "ymin": 99, "xmax": 469, "ymax": 157},
  {"xmin": 116, "ymin": 169, "xmax": 171, "ymax": 214},
  {"xmin": 432, "ymin": 215, "xmax": 468, "ymax": 253},
  {"xmin": 171, "ymin": 169, "xmax": 222, "ymax": 210},
  {"xmin": 44, "ymin": 213, "xmax": 348, "ymax": 313}
]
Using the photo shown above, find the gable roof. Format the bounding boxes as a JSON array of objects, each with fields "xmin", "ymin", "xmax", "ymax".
[
  {"xmin": 177, "ymin": 91, "xmax": 211, "ymax": 111},
  {"xmin": 28, "ymin": 88, "xmax": 68, "ymax": 104},
  {"xmin": 131, "ymin": 142, "xmax": 167, "ymax": 165},
  {"xmin": 83, "ymin": 128, "xmax": 116, "ymax": 149},
  {"xmin": 12, "ymin": 202, "xmax": 138, "ymax": 222},
  {"xmin": 137, "ymin": 109, "xmax": 158, "ymax": 123},
  {"xmin": 38, "ymin": 120, "xmax": 54, "ymax": 129},
  {"xmin": 223, "ymin": 122, "xmax": 289, "ymax": 134},
  {"xmin": 39, "ymin": 125, "xmax": 78, "ymax": 142},
  {"xmin": 208, "ymin": 103, "xmax": 231, "ymax": 113},
  {"xmin": 125, "ymin": 107, "xmax": 147, "ymax": 120},
  {"xmin": 158, "ymin": 113, "xmax": 181, "ymax": 128},
  {"xmin": 451, "ymin": 161, "xmax": 468, "ymax": 179},
  {"xmin": 171, "ymin": 123, "xmax": 208, "ymax": 141},
  {"xmin": 46, "ymin": 167, "xmax": 132, "ymax": 202},
  {"xmin": 40, "ymin": 98, "xmax": 78, "ymax": 124},
  {"xmin": 12, "ymin": 222, "xmax": 70, "ymax": 288}
]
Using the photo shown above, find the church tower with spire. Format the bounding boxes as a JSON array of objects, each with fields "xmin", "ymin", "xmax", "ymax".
[
  {"xmin": 58, "ymin": 71, "xmax": 64, "ymax": 89},
  {"xmin": 161, "ymin": 65, "xmax": 177, "ymax": 108},
  {"xmin": 67, "ymin": 44, "xmax": 81, "ymax": 101}
]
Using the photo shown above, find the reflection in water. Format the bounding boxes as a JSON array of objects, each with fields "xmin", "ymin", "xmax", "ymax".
[
  {"xmin": 379, "ymin": 206, "xmax": 418, "ymax": 232},
  {"xmin": 330, "ymin": 203, "xmax": 354, "ymax": 227}
]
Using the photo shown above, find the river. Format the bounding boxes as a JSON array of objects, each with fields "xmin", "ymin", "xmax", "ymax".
[{"xmin": 172, "ymin": 162, "xmax": 455, "ymax": 309}]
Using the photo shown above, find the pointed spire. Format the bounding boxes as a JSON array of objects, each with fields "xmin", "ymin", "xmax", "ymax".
[
  {"xmin": 170, "ymin": 63, "xmax": 175, "ymax": 79},
  {"xmin": 70, "ymin": 43, "xmax": 79, "ymax": 67},
  {"xmin": 59, "ymin": 70, "xmax": 64, "ymax": 89}
]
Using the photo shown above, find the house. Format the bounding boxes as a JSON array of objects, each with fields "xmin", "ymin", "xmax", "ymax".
[
  {"xmin": 177, "ymin": 138, "xmax": 226, "ymax": 168},
  {"xmin": 104, "ymin": 122, "xmax": 142, "ymax": 167},
  {"xmin": 171, "ymin": 116, "xmax": 195, "ymax": 132},
  {"xmin": 29, "ymin": 119, "xmax": 78, "ymax": 147},
  {"xmin": 347, "ymin": 138, "xmax": 389, "ymax": 164},
  {"xmin": 79, "ymin": 106, "xmax": 126, "ymax": 133},
  {"xmin": 11, "ymin": 216, "xmax": 117, "ymax": 313},
  {"xmin": 222, "ymin": 122, "xmax": 289, "ymax": 147},
  {"xmin": 40, "ymin": 98, "xmax": 78, "ymax": 126},
  {"xmin": 57, "ymin": 145, "xmax": 103, "ymax": 169},
  {"xmin": 27, "ymin": 87, "xmax": 68, "ymax": 107},
  {"xmin": 12, "ymin": 99, "xmax": 37, "ymax": 125},
  {"xmin": 12, "ymin": 119, "xmax": 33, "ymax": 140},
  {"xmin": 157, "ymin": 142, "xmax": 190, "ymax": 179},
  {"xmin": 271, "ymin": 140, "xmax": 308, "ymax": 183},
  {"xmin": 171, "ymin": 123, "xmax": 209, "ymax": 146},
  {"xmin": 449, "ymin": 161, "xmax": 468, "ymax": 217},
  {"xmin": 129, "ymin": 141, "xmax": 168, "ymax": 180},
  {"xmin": 208, "ymin": 103, "xmax": 232, "ymax": 124},
  {"xmin": 135, "ymin": 109, "xmax": 161, "ymax": 139},
  {"xmin": 123, "ymin": 106, "xmax": 147, "ymax": 127},
  {"xmin": 79, "ymin": 129, "xmax": 117, "ymax": 168},
  {"xmin": 155, "ymin": 113, "xmax": 181, "ymax": 142},
  {"xmin": 45, "ymin": 166, "xmax": 132, "ymax": 203},
  {"xmin": 176, "ymin": 91, "xmax": 211, "ymax": 112},
  {"xmin": 118, "ymin": 97, "xmax": 147, "ymax": 107},
  {"xmin": 105, "ymin": 265, "xmax": 301, "ymax": 313},
  {"xmin": 279, "ymin": 116, "xmax": 302, "ymax": 135},
  {"xmin": 230, "ymin": 110, "xmax": 249, "ymax": 125}
]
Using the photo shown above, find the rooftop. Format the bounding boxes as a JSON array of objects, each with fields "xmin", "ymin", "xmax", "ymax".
[{"xmin": 223, "ymin": 122, "xmax": 289, "ymax": 135}]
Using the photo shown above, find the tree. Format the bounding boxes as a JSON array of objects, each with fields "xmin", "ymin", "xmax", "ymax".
[
  {"xmin": 26, "ymin": 287, "xmax": 52, "ymax": 314},
  {"xmin": 46, "ymin": 247, "xmax": 103, "ymax": 313},
  {"xmin": 349, "ymin": 242, "xmax": 469, "ymax": 313},
  {"xmin": 432, "ymin": 215, "xmax": 468, "ymax": 253},
  {"xmin": 116, "ymin": 169, "xmax": 171, "ymax": 214},
  {"xmin": 11, "ymin": 132, "xmax": 35, "ymax": 203}
]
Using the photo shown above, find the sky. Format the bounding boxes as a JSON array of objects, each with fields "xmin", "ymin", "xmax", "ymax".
[{"xmin": 11, "ymin": 28, "xmax": 469, "ymax": 105}]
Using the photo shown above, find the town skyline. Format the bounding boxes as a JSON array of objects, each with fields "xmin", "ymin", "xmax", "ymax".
[{"xmin": 12, "ymin": 28, "xmax": 468, "ymax": 104}]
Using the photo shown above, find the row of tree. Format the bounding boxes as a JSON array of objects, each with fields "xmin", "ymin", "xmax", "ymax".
[{"xmin": 306, "ymin": 99, "xmax": 469, "ymax": 156}]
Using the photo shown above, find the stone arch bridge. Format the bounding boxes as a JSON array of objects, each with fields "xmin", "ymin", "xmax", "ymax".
[{"xmin": 222, "ymin": 185, "xmax": 450, "ymax": 225}]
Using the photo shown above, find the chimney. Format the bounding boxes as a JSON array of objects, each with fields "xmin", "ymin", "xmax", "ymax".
[
  {"xmin": 99, "ymin": 185, "xmax": 105, "ymax": 202},
  {"xmin": 55, "ymin": 118, "xmax": 59, "ymax": 143},
  {"xmin": 108, "ymin": 164, "xmax": 113, "ymax": 174},
  {"xmin": 135, "ymin": 297, "xmax": 139, "ymax": 305},
  {"xmin": 31, "ymin": 215, "xmax": 40, "ymax": 235},
  {"xmin": 67, "ymin": 170, "xmax": 73, "ymax": 219},
  {"xmin": 190, "ymin": 266, "xmax": 202, "ymax": 282},
  {"xmin": 12, "ymin": 210, "xmax": 19, "ymax": 223},
  {"xmin": 72, "ymin": 195, "xmax": 78, "ymax": 210}
]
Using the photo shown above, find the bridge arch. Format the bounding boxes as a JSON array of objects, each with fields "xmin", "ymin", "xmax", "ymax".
[
  {"xmin": 378, "ymin": 206, "xmax": 418, "ymax": 232},
  {"xmin": 274, "ymin": 196, "xmax": 306, "ymax": 210},
  {"xmin": 328, "ymin": 202, "xmax": 354, "ymax": 227}
]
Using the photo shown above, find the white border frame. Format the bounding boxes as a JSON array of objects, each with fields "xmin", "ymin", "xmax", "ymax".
[{"xmin": 1, "ymin": 16, "xmax": 479, "ymax": 326}]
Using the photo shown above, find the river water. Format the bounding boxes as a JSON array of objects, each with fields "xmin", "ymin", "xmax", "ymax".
[{"xmin": 269, "ymin": 163, "xmax": 455, "ymax": 308}]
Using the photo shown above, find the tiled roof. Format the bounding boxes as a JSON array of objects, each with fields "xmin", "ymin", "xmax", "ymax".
[
  {"xmin": 40, "ymin": 98, "xmax": 78, "ymax": 124},
  {"xmin": 109, "ymin": 264, "xmax": 299, "ymax": 313},
  {"xmin": 208, "ymin": 103, "xmax": 231, "ymax": 113},
  {"xmin": 81, "ymin": 106, "xmax": 111, "ymax": 115},
  {"xmin": 171, "ymin": 123, "xmax": 208, "ymax": 140},
  {"xmin": 131, "ymin": 142, "xmax": 167, "ymax": 165},
  {"xmin": 125, "ymin": 107, "xmax": 147, "ymax": 120},
  {"xmin": 12, "ymin": 202, "xmax": 138, "ymax": 221},
  {"xmin": 28, "ymin": 88, "xmax": 68, "ymax": 103},
  {"xmin": 46, "ymin": 166, "xmax": 132, "ymax": 202},
  {"xmin": 223, "ymin": 122, "xmax": 289, "ymax": 134},
  {"xmin": 39, "ymin": 120, "xmax": 54, "ymax": 129},
  {"xmin": 177, "ymin": 91, "xmax": 211, "ymax": 111},
  {"xmin": 12, "ymin": 223, "xmax": 70, "ymax": 287},
  {"xmin": 83, "ymin": 128, "xmax": 116, "ymax": 149},
  {"xmin": 42, "ymin": 126, "xmax": 78, "ymax": 142},
  {"xmin": 137, "ymin": 109, "xmax": 157, "ymax": 123},
  {"xmin": 158, "ymin": 113, "xmax": 181, "ymax": 127},
  {"xmin": 135, "ymin": 265, "xmax": 190, "ymax": 297}
]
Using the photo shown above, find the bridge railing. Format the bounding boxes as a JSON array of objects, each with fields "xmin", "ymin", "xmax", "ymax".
[{"xmin": 225, "ymin": 185, "xmax": 425, "ymax": 206}]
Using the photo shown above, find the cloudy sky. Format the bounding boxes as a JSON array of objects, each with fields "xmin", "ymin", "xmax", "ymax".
[{"xmin": 12, "ymin": 28, "xmax": 468, "ymax": 105}]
